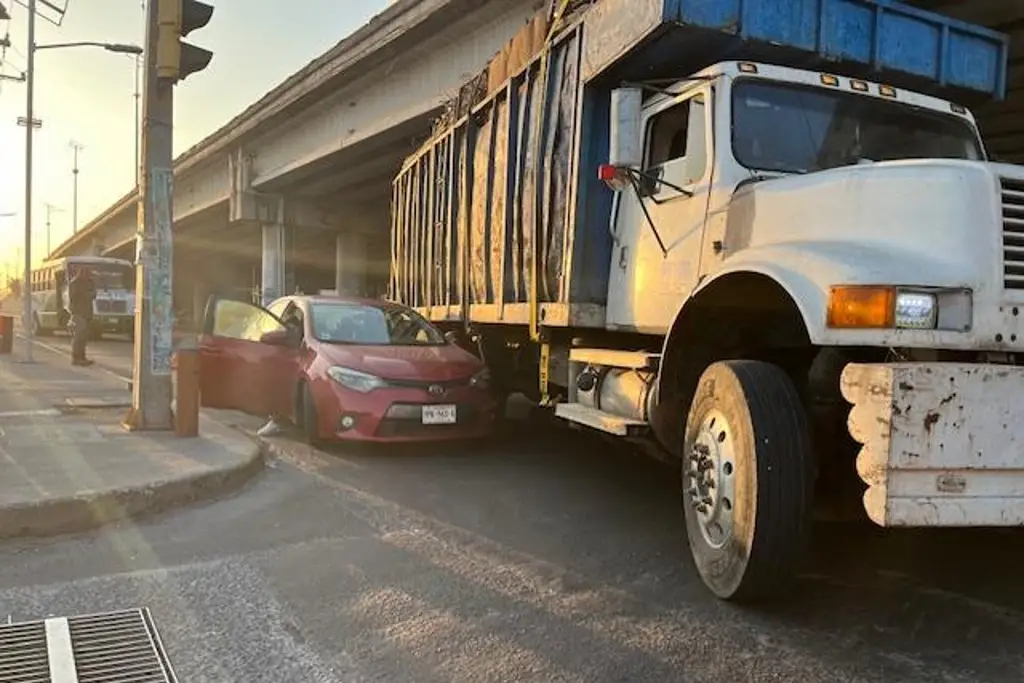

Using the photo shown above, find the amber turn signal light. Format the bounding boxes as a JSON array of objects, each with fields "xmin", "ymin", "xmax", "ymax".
[{"xmin": 827, "ymin": 286, "xmax": 896, "ymax": 329}]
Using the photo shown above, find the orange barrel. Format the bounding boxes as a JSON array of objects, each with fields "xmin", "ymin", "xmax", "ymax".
[{"xmin": 174, "ymin": 347, "xmax": 200, "ymax": 437}]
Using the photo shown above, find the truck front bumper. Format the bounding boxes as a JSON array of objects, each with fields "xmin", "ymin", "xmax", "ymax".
[{"xmin": 841, "ymin": 363, "xmax": 1024, "ymax": 527}]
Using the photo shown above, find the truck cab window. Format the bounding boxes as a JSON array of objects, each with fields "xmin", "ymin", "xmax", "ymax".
[{"xmin": 644, "ymin": 94, "xmax": 708, "ymax": 196}]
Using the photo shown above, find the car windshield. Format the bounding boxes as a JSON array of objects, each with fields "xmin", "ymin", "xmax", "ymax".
[
  {"xmin": 731, "ymin": 79, "xmax": 983, "ymax": 175},
  {"xmin": 310, "ymin": 302, "xmax": 445, "ymax": 346}
]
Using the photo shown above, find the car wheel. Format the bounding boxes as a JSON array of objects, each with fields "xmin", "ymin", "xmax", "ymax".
[
  {"xmin": 682, "ymin": 360, "xmax": 815, "ymax": 602},
  {"xmin": 301, "ymin": 383, "xmax": 325, "ymax": 448}
]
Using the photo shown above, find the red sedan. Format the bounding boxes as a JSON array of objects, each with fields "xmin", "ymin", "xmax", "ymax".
[{"xmin": 197, "ymin": 294, "xmax": 496, "ymax": 443}]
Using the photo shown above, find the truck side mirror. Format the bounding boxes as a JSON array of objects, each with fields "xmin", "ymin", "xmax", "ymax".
[{"xmin": 609, "ymin": 87, "xmax": 643, "ymax": 168}]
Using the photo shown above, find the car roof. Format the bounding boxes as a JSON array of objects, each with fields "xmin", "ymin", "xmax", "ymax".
[{"xmin": 291, "ymin": 295, "xmax": 397, "ymax": 307}]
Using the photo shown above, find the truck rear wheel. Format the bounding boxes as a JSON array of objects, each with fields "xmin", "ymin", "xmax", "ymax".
[{"xmin": 682, "ymin": 360, "xmax": 814, "ymax": 601}]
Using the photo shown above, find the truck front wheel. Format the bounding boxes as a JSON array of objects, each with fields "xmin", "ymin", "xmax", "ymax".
[{"xmin": 682, "ymin": 360, "xmax": 814, "ymax": 601}]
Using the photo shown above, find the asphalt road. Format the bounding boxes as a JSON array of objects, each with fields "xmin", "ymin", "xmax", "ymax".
[{"xmin": 3, "ymin": 334, "xmax": 1024, "ymax": 682}]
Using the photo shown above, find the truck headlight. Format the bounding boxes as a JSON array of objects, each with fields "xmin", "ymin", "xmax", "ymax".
[
  {"xmin": 327, "ymin": 366, "xmax": 385, "ymax": 393},
  {"xmin": 827, "ymin": 286, "xmax": 937, "ymax": 330}
]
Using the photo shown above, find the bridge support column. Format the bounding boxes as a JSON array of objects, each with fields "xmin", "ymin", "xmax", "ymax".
[
  {"xmin": 261, "ymin": 222, "xmax": 286, "ymax": 306},
  {"xmin": 335, "ymin": 232, "xmax": 367, "ymax": 297}
]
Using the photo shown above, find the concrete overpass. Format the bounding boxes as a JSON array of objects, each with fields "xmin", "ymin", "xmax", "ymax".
[
  {"xmin": 51, "ymin": 0, "xmax": 544, "ymax": 322},
  {"xmin": 53, "ymin": 0, "xmax": 1024, "ymax": 322}
]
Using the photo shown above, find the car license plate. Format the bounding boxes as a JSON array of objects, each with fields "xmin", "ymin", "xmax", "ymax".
[{"xmin": 422, "ymin": 404, "xmax": 457, "ymax": 425}]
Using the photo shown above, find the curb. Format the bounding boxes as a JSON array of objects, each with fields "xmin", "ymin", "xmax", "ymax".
[{"xmin": 0, "ymin": 436, "xmax": 268, "ymax": 541}]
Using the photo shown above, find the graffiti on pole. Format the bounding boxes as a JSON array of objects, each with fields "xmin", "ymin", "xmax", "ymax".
[{"xmin": 148, "ymin": 167, "xmax": 174, "ymax": 375}]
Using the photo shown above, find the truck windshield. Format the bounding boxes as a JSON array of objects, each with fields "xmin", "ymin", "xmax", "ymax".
[
  {"xmin": 92, "ymin": 267, "xmax": 132, "ymax": 291},
  {"xmin": 731, "ymin": 79, "xmax": 983, "ymax": 175},
  {"xmin": 67, "ymin": 264, "xmax": 132, "ymax": 291}
]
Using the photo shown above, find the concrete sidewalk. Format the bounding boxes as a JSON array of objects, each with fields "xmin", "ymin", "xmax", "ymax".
[{"xmin": 0, "ymin": 343, "xmax": 265, "ymax": 539}]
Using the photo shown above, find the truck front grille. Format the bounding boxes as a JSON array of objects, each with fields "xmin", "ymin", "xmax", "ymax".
[
  {"xmin": 1002, "ymin": 176, "xmax": 1024, "ymax": 290},
  {"xmin": 95, "ymin": 299, "xmax": 128, "ymax": 314}
]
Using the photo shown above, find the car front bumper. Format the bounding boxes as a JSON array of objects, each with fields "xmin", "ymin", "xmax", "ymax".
[{"xmin": 312, "ymin": 380, "xmax": 497, "ymax": 443}]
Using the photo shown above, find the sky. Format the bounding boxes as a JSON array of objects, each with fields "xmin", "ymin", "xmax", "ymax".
[{"xmin": 0, "ymin": 0, "xmax": 390, "ymax": 274}]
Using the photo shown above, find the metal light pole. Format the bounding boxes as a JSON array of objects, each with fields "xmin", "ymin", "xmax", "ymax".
[
  {"xmin": 69, "ymin": 141, "xmax": 83, "ymax": 232},
  {"xmin": 42, "ymin": 202, "xmax": 61, "ymax": 255},
  {"xmin": 18, "ymin": 0, "xmax": 142, "ymax": 361}
]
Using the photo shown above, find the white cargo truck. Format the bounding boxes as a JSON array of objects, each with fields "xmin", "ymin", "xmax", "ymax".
[{"xmin": 390, "ymin": 0, "xmax": 1019, "ymax": 600}]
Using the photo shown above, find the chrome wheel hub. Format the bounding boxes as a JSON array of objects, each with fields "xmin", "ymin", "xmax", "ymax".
[{"xmin": 686, "ymin": 410, "xmax": 736, "ymax": 549}]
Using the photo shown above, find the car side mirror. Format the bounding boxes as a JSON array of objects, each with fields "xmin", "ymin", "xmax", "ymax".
[
  {"xmin": 259, "ymin": 329, "xmax": 294, "ymax": 347},
  {"xmin": 444, "ymin": 330, "xmax": 459, "ymax": 345}
]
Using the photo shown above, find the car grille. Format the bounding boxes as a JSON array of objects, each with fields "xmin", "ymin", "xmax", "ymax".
[
  {"xmin": 95, "ymin": 299, "xmax": 128, "ymax": 313},
  {"xmin": 1001, "ymin": 176, "xmax": 1024, "ymax": 290},
  {"xmin": 376, "ymin": 403, "xmax": 481, "ymax": 438},
  {"xmin": 382, "ymin": 376, "xmax": 473, "ymax": 390}
]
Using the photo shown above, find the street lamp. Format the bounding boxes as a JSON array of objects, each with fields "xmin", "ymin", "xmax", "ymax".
[
  {"xmin": 69, "ymin": 140, "xmax": 83, "ymax": 232},
  {"xmin": 20, "ymin": 0, "xmax": 142, "ymax": 362}
]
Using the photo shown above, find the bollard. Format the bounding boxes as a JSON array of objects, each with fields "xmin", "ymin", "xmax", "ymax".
[
  {"xmin": 0, "ymin": 315, "xmax": 13, "ymax": 355},
  {"xmin": 174, "ymin": 347, "xmax": 200, "ymax": 437}
]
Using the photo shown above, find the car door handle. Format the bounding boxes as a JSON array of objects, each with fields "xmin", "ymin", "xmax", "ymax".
[{"xmin": 199, "ymin": 346, "xmax": 223, "ymax": 355}]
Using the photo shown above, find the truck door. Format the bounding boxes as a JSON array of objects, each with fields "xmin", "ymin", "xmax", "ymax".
[{"xmin": 607, "ymin": 88, "xmax": 711, "ymax": 330}]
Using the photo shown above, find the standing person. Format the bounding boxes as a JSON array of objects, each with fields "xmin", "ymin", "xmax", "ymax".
[{"xmin": 67, "ymin": 266, "xmax": 96, "ymax": 366}]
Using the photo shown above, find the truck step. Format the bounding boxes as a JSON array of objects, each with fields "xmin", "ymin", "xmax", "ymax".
[
  {"xmin": 554, "ymin": 402, "xmax": 650, "ymax": 437},
  {"xmin": 569, "ymin": 348, "xmax": 660, "ymax": 370}
]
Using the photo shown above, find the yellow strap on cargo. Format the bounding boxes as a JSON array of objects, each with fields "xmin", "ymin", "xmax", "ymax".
[{"xmin": 539, "ymin": 341, "xmax": 551, "ymax": 405}]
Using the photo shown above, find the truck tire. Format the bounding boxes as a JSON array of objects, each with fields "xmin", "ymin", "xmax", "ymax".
[{"xmin": 682, "ymin": 360, "xmax": 814, "ymax": 602}]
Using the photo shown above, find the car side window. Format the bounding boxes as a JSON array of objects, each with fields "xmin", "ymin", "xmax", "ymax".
[
  {"xmin": 266, "ymin": 299, "xmax": 289, "ymax": 319},
  {"xmin": 212, "ymin": 299, "xmax": 284, "ymax": 342},
  {"xmin": 280, "ymin": 303, "xmax": 305, "ymax": 337},
  {"xmin": 644, "ymin": 93, "xmax": 708, "ymax": 198}
]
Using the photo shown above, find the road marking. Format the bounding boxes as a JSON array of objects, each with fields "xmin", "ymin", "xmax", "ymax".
[
  {"xmin": 0, "ymin": 409, "xmax": 62, "ymax": 418},
  {"xmin": 44, "ymin": 617, "xmax": 80, "ymax": 683}
]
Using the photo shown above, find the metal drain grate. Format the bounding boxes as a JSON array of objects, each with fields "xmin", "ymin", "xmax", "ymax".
[
  {"xmin": 0, "ymin": 608, "xmax": 177, "ymax": 683},
  {"xmin": 0, "ymin": 620, "xmax": 50, "ymax": 682}
]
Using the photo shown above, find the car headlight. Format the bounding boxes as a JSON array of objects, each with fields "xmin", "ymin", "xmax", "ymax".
[
  {"xmin": 327, "ymin": 366, "xmax": 385, "ymax": 393},
  {"xmin": 469, "ymin": 367, "xmax": 490, "ymax": 389},
  {"xmin": 827, "ymin": 286, "xmax": 938, "ymax": 330}
]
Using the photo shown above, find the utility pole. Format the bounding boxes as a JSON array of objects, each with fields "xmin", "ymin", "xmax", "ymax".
[
  {"xmin": 127, "ymin": 0, "xmax": 214, "ymax": 431},
  {"xmin": 133, "ymin": 55, "xmax": 141, "ymax": 185},
  {"xmin": 21, "ymin": 0, "xmax": 37, "ymax": 362},
  {"xmin": 69, "ymin": 140, "xmax": 83, "ymax": 233},
  {"xmin": 42, "ymin": 202, "xmax": 61, "ymax": 255}
]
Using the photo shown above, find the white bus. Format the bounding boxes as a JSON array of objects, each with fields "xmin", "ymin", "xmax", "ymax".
[{"xmin": 30, "ymin": 256, "xmax": 136, "ymax": 338}]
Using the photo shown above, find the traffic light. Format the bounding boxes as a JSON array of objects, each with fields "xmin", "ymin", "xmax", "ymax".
[{"xmin": 156, "ymin": 0, "xmax": 213, "ymax": 83}]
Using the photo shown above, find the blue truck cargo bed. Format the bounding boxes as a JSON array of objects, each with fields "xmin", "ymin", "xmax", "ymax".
[
  {"xmin": 390, "ymin": 0, "xmax": 1010, "ymax": 327},
  {"xmin": 584, "ymin": 0, "xmax": 1008, "ymax": 99}
]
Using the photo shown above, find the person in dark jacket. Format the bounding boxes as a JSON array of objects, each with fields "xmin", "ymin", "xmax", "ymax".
[{"xmin": 67, "ymin": 267, "xmax": 96, "ymax": 366}]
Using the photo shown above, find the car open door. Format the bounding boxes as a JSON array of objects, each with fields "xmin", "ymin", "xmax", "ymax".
[{"xmin": 198, "ymin": 296, "xmax": 298, "ymax": 417}]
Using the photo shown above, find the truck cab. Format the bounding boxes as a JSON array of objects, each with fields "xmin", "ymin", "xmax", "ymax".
[
  {"xmin": 564, "ymin": 60, "xmax": 1024, "ymax": 600},
  {"xmin": 605, "ymin": 61, "xmax": 994, "ymax": 336}
]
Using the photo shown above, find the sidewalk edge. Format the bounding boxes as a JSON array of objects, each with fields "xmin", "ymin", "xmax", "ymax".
[{"xmin": 0, "ymin": 437, "xmax": 267, "ymax": 540}]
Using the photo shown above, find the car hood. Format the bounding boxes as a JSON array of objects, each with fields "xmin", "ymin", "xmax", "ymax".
[{"xmin": 315, "ymin": 342, "xmax": 483, "ymax": 381}]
